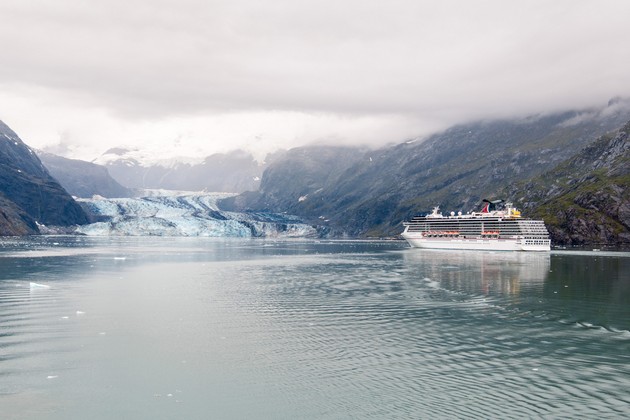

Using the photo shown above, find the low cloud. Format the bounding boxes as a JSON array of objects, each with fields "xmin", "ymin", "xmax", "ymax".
[{"xmin": 1, "ymin": 0, "xmax": 629, "ymax": 159}]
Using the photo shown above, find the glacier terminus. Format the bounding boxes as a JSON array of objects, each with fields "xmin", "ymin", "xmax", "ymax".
[{"xmin": 75, "ymin": 191, "xmax": 318, "ymax": 238}]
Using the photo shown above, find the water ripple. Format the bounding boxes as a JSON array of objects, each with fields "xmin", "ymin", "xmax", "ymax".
[{"xmin": 1, "ymin": 238, "xmax": 629, "ymax": 419}]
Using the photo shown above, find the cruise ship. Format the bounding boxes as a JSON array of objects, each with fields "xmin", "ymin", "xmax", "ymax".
[{"xmin": 401, "ymin": 199, "xmax": 551, "ymax": 251}]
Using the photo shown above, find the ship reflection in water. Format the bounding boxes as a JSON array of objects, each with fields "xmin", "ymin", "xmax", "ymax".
[
  {"xmin": 402, "ymin": 249, "xmax": 550, "ymax": 296},
  {"xmin": 401, "ymin": 248, "xmax": 630, "ymax": 331}
]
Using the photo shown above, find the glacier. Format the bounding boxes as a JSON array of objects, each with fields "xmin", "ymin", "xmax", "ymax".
[{"xmin": 76, "ymin": 192, "xmax": 318, "ymax": 238}]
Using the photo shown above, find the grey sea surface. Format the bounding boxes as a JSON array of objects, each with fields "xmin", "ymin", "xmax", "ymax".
[{"xmin": 0, "ymin": 237, "xmax": 629, "ymax": 419}]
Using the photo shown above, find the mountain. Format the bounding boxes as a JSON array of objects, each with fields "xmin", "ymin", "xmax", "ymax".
[
  {"xmin": 220, "ymin": 100, "xmax": 630, "ymax": 240},
  {"xmin": 37, "ymin": 151, "xmax": 133, "ymax": 198},
  {"xmin": 0, "ymin": 121, "xmax": 89, "ymax": 235},
  {"xmin": 506, "ymin": 120, "xmax": 630, "ymax": 245},
  {"xmin": 0, "ymin": 195, "xmax": 37, "ymax": 235},
  {"xmin": 95, "ymin": 148, "xmax": 265, "ymax": 193},
  {"xmin": 77, "ymin": 192, "xmax": 318, "ymax": 237},
  {"xmin": 221, "ymin": 146, "xmax": 368, "ymax": 216}
]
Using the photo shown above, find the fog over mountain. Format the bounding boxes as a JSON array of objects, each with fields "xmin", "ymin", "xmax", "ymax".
[
  {"xmin": 1, "ymin": 96, "xmax": 628, "ymax": 245},
  {"xmin": 220, "ymin": 99, "xmax": 630, "ymax": 245},
  {"xmin": 1, "ymin": 1, "xmax": 629, "ymax": 161},
  {"xmin": 93, "ymin": 148, "xmax": 265, "ymax": 193}
]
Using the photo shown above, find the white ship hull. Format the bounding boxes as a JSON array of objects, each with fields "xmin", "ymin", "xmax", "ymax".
[
  {"xmin": 402, "ymin": 233, "xmax": 550, "ymax": 252},
  {"xmin": 402, "ymin": 201, "xmax": 551, "ymax": 252}
]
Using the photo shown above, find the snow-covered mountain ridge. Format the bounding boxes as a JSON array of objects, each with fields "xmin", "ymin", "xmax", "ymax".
[
  {"xmin": 76, "ymin": 192, "xmax": 317, "ymax": 237},
  {"xmin": 92, "ymin": 147, "xmax": 206, "ymax": 168},
  {"xmin": 92, "ymin": 148, "xmax": 265, "ymax": 193}
]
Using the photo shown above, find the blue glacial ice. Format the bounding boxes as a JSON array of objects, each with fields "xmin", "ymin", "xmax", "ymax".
[{"xmin": 76, "ymin": 193, "xmax": 318, "ymax": 238}]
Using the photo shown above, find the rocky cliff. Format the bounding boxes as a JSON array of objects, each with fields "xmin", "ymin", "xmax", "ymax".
[
  {"xmin": 508, "ymin": 121, "xmax": 630, "ymax": 245},
  {"xmin": 220, "ymin": 146, "xmax": 367, "ymax": 213},
  {"xmin": 0, "ymin": 121, "xmax": 89, "ymax": 235},
  {"xmin": 37, "ymin": 151, "xmax": 133, "ymax": 198}
]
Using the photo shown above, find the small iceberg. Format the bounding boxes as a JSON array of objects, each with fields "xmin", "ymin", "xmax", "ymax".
[{"xmin": 29, "ymin": 282, "xmax": 50, "ymax": 290}]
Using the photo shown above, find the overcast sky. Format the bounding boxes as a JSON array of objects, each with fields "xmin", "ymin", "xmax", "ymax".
[{"xmin": 1, "ymin": 0, "xmax": 629, "ymax": 161}]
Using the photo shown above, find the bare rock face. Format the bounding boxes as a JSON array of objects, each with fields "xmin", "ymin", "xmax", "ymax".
[
  {"xmin": 37, "ymin": 151, "xmax": 133, "ymax": 199},
  {"xmin": 0, "ymin": 195, "xmax": 38, "ymax": 235},
  {"xmin": 524, "ymin": 121, "xmax": 630, "ymax": 246},
  {"xmin": 0, "ymin": 121, "xmax": 89, "ymax": 235}
]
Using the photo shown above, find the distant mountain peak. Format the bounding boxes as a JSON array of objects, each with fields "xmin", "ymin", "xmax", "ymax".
[
  {"xmin": 103, "ymin": 147, "xmax": 136, "ymax": 156},
  {"xmin": 37, "ymin": 150, "xmax": 133, "ymax": 199},
  {"xmin": 90, "ymin": 147, "xmax": 265, "ymax": 193}
]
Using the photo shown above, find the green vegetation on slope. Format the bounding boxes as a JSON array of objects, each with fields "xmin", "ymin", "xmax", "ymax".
[{"xmin": 509, "ymin": 122, "xmax": 630, "ymax": 245}]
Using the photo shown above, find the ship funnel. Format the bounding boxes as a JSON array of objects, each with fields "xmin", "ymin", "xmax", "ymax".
[{"xmin": 481, "ymin": 198, "xmax": 504, "ymax": 212}]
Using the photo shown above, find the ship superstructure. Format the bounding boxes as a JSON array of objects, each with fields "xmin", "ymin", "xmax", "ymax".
[{"xmin": 401, "ymin": 199, "xmax": 550, "ymax": 251}]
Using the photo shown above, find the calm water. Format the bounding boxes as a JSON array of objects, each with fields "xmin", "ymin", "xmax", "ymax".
[{"xmin": 0, "ymin": 237, "xmax": 629, "ymax": 419}]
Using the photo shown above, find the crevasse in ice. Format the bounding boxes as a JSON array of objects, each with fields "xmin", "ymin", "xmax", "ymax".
[{"xmin": 76, "ymin": 193, "xmax": 317, "ymax": 238}]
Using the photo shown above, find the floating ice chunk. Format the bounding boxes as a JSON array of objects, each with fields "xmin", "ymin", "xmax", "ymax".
[
  {"xmin": 76, "ymin": 311, "xmax": 85, "ymax": 315},
  {"xmin": 30, "ymin": 282, "xmax": 50, "ymax": 289},
  {"xmin": 47, "ymin": 375, "xmax": 58, "ymax": 379},
  {"xmin": 423, "ymin": 278, "xmax": 440, "ymax": 289},
  {"xmin": 114, "ymin": 257, "xmax": 127, "ymax": 260},
  {"xmin": 61, "ymin": 316, "xmax": 69, "ymax": 319}
]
